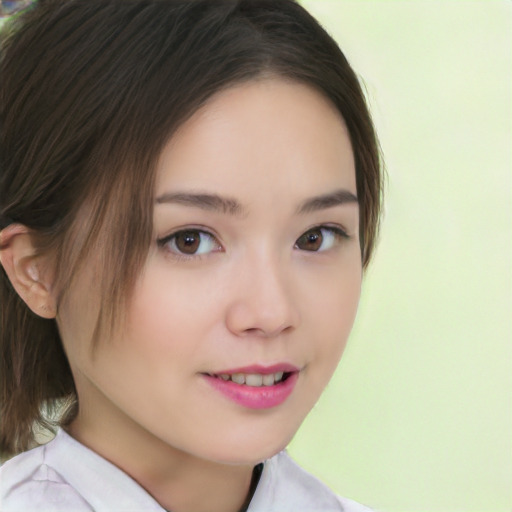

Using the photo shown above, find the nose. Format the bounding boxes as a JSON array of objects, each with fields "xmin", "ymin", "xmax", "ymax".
[{"xmin": 225, "ymin": 254, "xmax": 300, "ymax": 339}]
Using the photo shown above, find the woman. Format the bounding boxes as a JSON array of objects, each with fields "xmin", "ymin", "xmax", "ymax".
[{"xmin": 0, "ymin": 1, "xmax": 381, "ymax": 510}]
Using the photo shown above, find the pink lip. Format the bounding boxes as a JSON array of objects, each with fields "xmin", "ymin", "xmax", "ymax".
[{"xmin": 202, "ymin": 363, "xmax": 300, "ymax": 410}]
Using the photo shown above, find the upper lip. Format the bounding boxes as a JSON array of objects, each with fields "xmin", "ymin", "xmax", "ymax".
[{"xmin": 207, "ymin": 363, "xmax": 300, "ymax": 375}]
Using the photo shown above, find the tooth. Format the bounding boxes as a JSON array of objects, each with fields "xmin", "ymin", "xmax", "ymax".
[
  {"xmin": 219, "ymin": 374, "xmax": 230, "ymax": 381},
  {"xmin": 275, "ymin": 371, "xmax": 284, "ymax": 382},
  {"xmin": 231, "ymin": 373, "xmax": 245, "ymax": 385},
  {"xmin": 245, "ymin": 374, "xmax": 263, "ymax": 387},
  {"xmin": 262, "ymin": 374, "xmax": 275, "ymax": 386}
]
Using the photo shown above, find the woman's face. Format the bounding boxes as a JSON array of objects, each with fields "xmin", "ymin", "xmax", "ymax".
[{"xmin": 58, "ymin": 78, "xmax": 362, "ymax": 465}]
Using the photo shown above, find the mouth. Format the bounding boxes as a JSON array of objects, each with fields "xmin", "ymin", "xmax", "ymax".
[
  {"xmin": 201, "ymin": 364, "xmax": 300, "ymax": 409},
  {"xmin": 205, "ymin": 371, "xmax": 292, "ymax": 387}
]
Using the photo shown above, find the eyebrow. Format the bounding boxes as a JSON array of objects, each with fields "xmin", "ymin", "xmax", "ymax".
[
  {"xmin": 155, "ymin": 188, "xmax": 358, "ymax": 216},
  {"xmin": 155, "ymin": 192, "xmax": 244, "ymax": 216},
  {"xmin": 296, "ymin": 189, "xmax": 358, "ymax": 214}
]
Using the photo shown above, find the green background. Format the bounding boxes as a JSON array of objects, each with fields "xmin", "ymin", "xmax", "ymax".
[{"xmin": 289, "ymin": 1, "xmax": 511, "ymax": 511}]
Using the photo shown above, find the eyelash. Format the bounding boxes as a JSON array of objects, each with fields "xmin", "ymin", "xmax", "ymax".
[
  {"xmin": 157, "ymin": 227, "xmax": 222, "ymax": 261},
  {"xmin": 157, "ymin": 224, "xmax": 349, "ymax": 261},
  {"xmin": 294, "ymin": 225, "xmax": 349, "ymax": 252}
]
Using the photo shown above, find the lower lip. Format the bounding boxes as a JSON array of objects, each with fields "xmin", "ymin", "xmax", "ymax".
[{"xmin": 203, "ymin": 372, "xmax": 299, "ymax": 409}]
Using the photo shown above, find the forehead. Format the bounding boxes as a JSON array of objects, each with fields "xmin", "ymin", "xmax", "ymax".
[{"xmin": 155, "ymin": 78, "xmax": 356, "ymax": 204}]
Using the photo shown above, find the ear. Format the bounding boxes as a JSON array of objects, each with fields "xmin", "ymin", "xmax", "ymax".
[{"xmin": 0, "ymin": 224, "xmax": 57, "ymax": 319}]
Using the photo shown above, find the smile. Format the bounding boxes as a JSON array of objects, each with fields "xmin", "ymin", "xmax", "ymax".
[
  {"xmin": 202, "ymin": 364, "xmax": 300, "ymax": 409},
  {"xmin": 208, "ymin": 371, "xmax": 286, "ymax": 386}
]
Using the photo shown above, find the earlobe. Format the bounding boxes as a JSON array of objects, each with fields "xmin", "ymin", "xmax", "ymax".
[{"xmin": 0, "ymin": 224, "xmax": 57, "ymax": 319}]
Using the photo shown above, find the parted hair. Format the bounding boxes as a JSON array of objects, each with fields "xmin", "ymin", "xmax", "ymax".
[{"xmin": 0, "ymin": 0, "xmax": 382, "ymax": 457}]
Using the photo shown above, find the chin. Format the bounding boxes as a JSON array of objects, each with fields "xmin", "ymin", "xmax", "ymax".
[{"xmin": 200, "ymin": 423, "xmax": 299, "ymax": 466}]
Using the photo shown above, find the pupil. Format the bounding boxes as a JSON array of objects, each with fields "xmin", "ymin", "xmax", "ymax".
[
  {"xmin": 298, "ymin": 229, "xmax": 322, "ymax": 251},
  {"xmin": 177, "ymin": 231, "xmax": 199, "ymax": 253}
]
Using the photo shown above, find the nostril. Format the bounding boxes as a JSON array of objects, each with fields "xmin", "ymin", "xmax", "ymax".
[
  {"xmin": 242, "ymin": 327, "xmax": 265, "ymax": 336},
  {"xmin": 241, "ymin": 324, "xmax": 294, "ymax": 338}
]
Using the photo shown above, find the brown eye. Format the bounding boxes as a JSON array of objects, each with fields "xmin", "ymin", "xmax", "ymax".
[
  {"xmin": 174, "ymin": 230, "xmax": 201, "ymax": 254},
  {"xmin": 295, "ymin": 228, "xmax": 323, "ymax": 251},
  {"xmin": 295, "ymin": 226, "xmax": 348, "ymax": 252},
  {"xmin": 159, "ymin": 229, "xmax": 221, "ymax": 257}
]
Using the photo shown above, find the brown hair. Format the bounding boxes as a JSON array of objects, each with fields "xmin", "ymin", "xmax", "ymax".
[{"xmin": 0, "ymin": 0, "xmax": 382, "ymax": 457}]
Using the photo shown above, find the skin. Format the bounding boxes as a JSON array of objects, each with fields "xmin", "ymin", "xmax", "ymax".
[{"xmin": 1, "ymin": 78, "xmax": 362, "ymax": 512}]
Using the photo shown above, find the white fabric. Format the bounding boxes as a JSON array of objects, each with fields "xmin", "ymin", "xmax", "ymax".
[{"xmin": 0, "ymin": 429, "xmax": 373, "ymax": 512}]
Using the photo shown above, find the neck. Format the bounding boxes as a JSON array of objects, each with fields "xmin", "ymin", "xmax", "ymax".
[{"xmin": 67, "ymin": 399, "xmax": 256, "ymax": 512}]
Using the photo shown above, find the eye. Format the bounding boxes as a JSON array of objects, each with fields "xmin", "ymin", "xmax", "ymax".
[
  {"xmin": 295, "ymin": 226, "xmax": 348, "ymax": 252},
  {"xmin": 158, "ymin": 229, "xmax": 222, "ymax": 257}
]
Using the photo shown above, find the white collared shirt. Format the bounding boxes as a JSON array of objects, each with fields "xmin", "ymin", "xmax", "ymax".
[{"xmin": 0, "ymin": 430, "xmax": 373, "ymax": 512}]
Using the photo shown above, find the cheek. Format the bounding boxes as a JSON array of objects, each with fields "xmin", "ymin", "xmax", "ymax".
[
  {"xmin": 126, "ymin": 284, "xmax": 185, "ymax": 362},
  {"xmin": 303, "ymin": 257, "xmax": 362, "ymax": 367},
  {"xmin": 305, "ymin": 252, "xmax": 361, "ymax": 323},
  {"xmin": 125, "ymin": 260, "xmax": 221, "ymax": 358}
]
